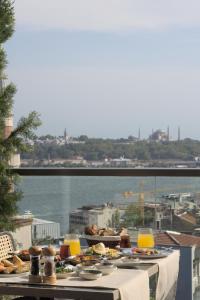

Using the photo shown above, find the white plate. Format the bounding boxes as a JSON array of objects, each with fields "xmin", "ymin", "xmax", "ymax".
[
  {"xmin": 130, "ymin": 253, "xmax": 168, "ymax": 259},
  {"xmin": 0, "ymin": 272, "xmax": 29, "ymax": 278},
  {"xmin": 121, "ymin": 256, "xmax": 140, "ymax": 263}
]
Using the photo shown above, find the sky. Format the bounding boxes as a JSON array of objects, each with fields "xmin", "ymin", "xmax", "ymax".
[{"xmin": 4, "ymin": 0, "xmax": 200, "ymax": 139}]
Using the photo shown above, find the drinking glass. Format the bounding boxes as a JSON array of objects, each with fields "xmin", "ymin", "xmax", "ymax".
[
  {"xmin": 60, "ymin": 244, "xmax": 71, "ymax": 259},
  {"xmin": 137, "ymin": 228, "xmax": 155, "ymax": 248},
  {"xmin": 64, "ymin": 234, "xmax": 81, "ymax": 256}
]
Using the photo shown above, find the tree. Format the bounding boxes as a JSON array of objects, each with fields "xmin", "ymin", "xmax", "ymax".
[
  {"xmin": 112, "ymin": 209, "xmax": 120, "ymax": 228},
  {"xmin": 0, "ymin": 0, "xmax": 41, "ymax": 231},
  {"xmin": 123, "ymin": 204, "xmax": 154, "ymax": 228},
  {"xmin": 78, "ymin": 135, "xmax": 88, "ymax": 142},
  {"xmin": 123, "ymin": 204, "xmax": 143, "ymax": 227}
]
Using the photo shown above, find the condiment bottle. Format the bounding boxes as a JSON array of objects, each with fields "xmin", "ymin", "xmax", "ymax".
[
  {"xmin": 29, "ymin": 246, "xmax": 42, "ymax": 283},
  {"xmin": 120, "ymin": 235, "xmax": 131, "ymax": 248},
  {"xmin": 60, "ymin": 244, "xmax": 71, "ymax": 259},
  {"xmin": 42, "ymin": 246, "xmax": 57, "ymax": 284}
]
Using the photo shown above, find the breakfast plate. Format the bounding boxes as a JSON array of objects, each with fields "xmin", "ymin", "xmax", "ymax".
[
  {"xmin": 123, "ymin": 247, "xmax": 169, "ymax": 259},
  {"xmin": 130, "ymin": 253, "xmax": 168, "ymax": 259}
]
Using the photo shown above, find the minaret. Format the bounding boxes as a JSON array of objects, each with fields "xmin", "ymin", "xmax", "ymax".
[
  {"xmin": 64, "ymin": 128, "xmax": 69, "ymax": 144},
  {"xmin": 138, "ymin": 128, "xmax": 141, "ymax": 140},
  {"xmin": 178, "ymin": 126, "xmax": 181, "ymax": 141},
  {"xmin": 64, "ymin": 128, "xmax": 67, "ymax": 141},
  {"xmin": 167, "ymin": 126, "xmax": 170, "ymax": 141}
]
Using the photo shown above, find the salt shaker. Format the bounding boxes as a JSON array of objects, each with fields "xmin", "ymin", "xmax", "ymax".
[{"xmin": 42, "ymin": 246, "xmax": 57, "ymax": 284}]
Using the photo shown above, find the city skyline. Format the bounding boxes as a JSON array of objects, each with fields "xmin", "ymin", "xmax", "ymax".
[
  {"xmin": 5, "ymin": 1, "xmax": 200, "ymax": 139},
  {"xmin": 36, "ymin": 126, "xmax": 186, "ymax": 141}
]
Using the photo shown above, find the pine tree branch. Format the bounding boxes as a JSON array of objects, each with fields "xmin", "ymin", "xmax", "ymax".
[
  {"xmin": 0, "ymin": 83, "xmax": 15, "ymax": 115},
  {"xmin": 0, "ymin": 47, "xmax": 7, "ymax": 72},
  {"xmin": 0, "ymin": 0, "xmax": 15, "ymax": 44},
  {"xmin": 0, "ymin": 111, "xmax": 41, "ymax": 155},
  {"xmin": 10, "ymin": 111, "xmax": 41, "ymax": 139}
]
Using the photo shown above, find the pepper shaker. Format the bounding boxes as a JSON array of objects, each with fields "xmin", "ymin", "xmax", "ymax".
[{"xmin": 29, "ymin": 246, "xmax": 42, "ymax": 283}]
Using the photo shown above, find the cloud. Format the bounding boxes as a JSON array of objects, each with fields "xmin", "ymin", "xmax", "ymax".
[{"xmin": 14, "ymin": 0, "xmax": 200, "ymax": 32}]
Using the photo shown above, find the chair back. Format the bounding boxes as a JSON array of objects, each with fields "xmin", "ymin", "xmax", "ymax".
[{"xmin": 0, "ymin": 232, "xmax": 16, "ymax": 260}]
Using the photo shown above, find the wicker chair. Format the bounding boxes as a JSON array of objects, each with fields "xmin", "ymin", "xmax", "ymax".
[{"xmin": 0, "ymin": 232, "xmax": 36, "ymax": 300}]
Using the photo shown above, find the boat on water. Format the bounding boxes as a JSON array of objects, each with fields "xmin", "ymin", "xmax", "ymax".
[{"xmin": 23, "ymin": 210, "xmax": 33, "ymax": 218}]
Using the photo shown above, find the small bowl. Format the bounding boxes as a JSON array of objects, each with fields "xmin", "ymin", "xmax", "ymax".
[
  {"xmin": 121, "ymin": 256, "xmax": 140, "ymax": 263},
  {"xmin": 95, "ymin": 263, "xmax": 117, "ymax": 275},
  {"xmin": 56, "ymin": 265, "xmax": 75, "ymax": 279},
  {"xmin": 76, "ymin": 264, "xmax": 96, "ymax": 275},
  {"xmin": 56, "ymin": 271, "xmax": 75, "ymax": 279},
  {"xmin": 79, "ymin": 269, "xmax": 102, "ymax": 280}
]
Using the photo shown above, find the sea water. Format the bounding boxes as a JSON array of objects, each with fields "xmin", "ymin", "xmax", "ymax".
[{"xmin": 18, "ymin": 176, "xmax": 200, "ymax": 234}]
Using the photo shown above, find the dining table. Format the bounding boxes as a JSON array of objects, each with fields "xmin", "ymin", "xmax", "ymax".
[{"xmin": 0, "ymin": 250, "xmax": 180, "ymax": 300}]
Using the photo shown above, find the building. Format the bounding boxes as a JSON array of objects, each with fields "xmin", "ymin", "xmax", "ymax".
[
  {"xmin": 31, "ymin": 218, "xmax": 61, "ymax": 242},
  {"xmin": 155, "ymin": 231, "xmax": 200, "ymax": 300},
  {"xmin": 110, "ymin": 156, "xmax": 132, "ymax": 167},
  {"xmin": 69, "ymin": 203, "xmax": 117, "ymax": 233},
  {"xmin": 11, "ymin": 216, "xmax": 33, "ymax": 249},
  {"xmin": 149, "ymin": 129, "xmax": 169, "ymax": 142}
]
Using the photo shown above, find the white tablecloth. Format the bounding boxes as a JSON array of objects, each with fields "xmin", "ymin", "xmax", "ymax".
[
  {"xmin": 140, "ymin": 250, "xmax": 180, "ymax": 300},
  {"xmin": 0, "ymin": 268, "xmax": 150, "ymax": 300},
  {"xmin": 0, "ymin": 250, "xmax": 180, "ymax": 300}
]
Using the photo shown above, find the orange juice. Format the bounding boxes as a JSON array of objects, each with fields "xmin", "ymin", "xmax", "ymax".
[
  {"xmin": 64, "ymin": 239, "xmax": 81, "ymax": 256},
  {"xmin": 137, "ymin": 233, "xmax": 155, "ymax": 248}
]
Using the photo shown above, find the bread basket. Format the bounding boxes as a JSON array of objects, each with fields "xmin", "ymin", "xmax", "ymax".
[{"xmin": 85, "ymin": 235, "xmax": 121, "ymax": 248}]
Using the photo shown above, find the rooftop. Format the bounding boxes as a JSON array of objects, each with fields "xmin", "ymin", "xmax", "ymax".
[
  {"xmin": 32, "ymin": 218, "xmax": 59, "ymax": 225},
  {"xmin": 155, "ymin": 231, "xmax": 200, "ymax": 247}
]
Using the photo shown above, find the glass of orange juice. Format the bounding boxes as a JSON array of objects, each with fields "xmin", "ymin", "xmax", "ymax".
[
  {"xmin": 137, "ymin": 228, "xmax": 155, "ymax": 248},
  {"xmin": 64, "ymin": 234, "xmax": 81, "ymax": 256}
]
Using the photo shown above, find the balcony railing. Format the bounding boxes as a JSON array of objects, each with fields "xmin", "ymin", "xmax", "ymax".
[
  {"xmin": 13, "ymin": 167, "xmax": 200, "ymax": 177},
  {"xmin": 10, "ymin": 167, "xmax": 200, "ymax": 299}
]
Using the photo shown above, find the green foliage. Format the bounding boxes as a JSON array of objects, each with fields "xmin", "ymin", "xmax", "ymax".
[
  {"xmin": 0, "ymin": 0, "xmax": 41, "ymax": 231},
  {"xmin": 22, "ymin": 138, "xmax": 200, "ymax": 162},
  {"xmin": 122, "ymin": 203, "xmax": 154, "ymax": 227},
  {"xmin": 112, "ymin": 209, "xmax": 120, "ymax": 227},
  {"xmin": 1, "ymin": 111, "xmax": 41, "ymax": 160},
  {"xmin": 0, "ymin": 47, "xmax": 7, "ymax": 73},
  {"xmin": 123, "ymin": 204, "xmax": 143, "ymax": 227},
  {"xmin": 78, "ymin": 135, "xmax": 89, "ymax": 142},
  {"xmin": 0, "ymin": 0, "xmax": 15, "ymax": 43},
  {"xmin": 0, "ymin": 83, "xmax": 15, "ymax": 137}
]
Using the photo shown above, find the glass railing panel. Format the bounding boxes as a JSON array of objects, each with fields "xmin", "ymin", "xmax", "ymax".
[
  {"xmin": 18, "ymin": 175, "xmax": 200, "ymax": 235},
  {"xmin": 13, "ymin": 172, "xmax": 200, "ymax": 299},
  {"xmin": 18, "ymin": 176, "xmax": 156, "ymax": 237},
  {"xmin": 16, "ymin": 175, "xmax": 200, "ymax": 244}
]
